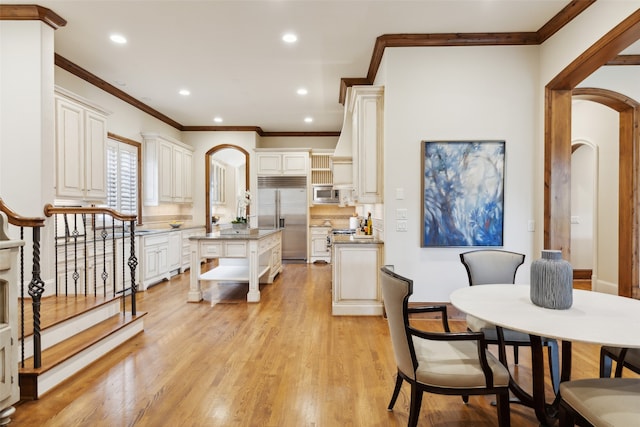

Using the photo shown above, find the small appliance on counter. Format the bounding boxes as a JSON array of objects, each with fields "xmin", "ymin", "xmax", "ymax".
[{"xmin": 349, "ymin": 216, "xmax": 359, "ymax": 230}]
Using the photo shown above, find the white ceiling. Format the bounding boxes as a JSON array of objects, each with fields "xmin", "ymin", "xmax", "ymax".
[{"xmin": 5, "ymin": 1, "xmax": 623, "ymax": 132}]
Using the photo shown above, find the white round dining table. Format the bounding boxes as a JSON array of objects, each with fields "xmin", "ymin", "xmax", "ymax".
[{"xmin": 450, "ymin": 284, "xmax": 640, "ymax": 426}]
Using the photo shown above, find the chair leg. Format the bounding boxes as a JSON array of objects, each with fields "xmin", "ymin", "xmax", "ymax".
[
  {"xmin": 599, "ymin": 351, "xmax": 613, "ymax": 378},
  {"xmin": 388, "ymin": 373, "xmax": 403, "ymax": 411},
  {"xmin": 558, "ymin": 401, "xmax": 576, "ymax": 427},
  {"xmin": 547, "ymin": 340, "xmax": 560, "ymax": 394},
  {"xmin": 495, "ymin": 389, "xmax": 511, "ymax": 427},
  {"xmin": 407, "ymin": 383, "xmax": 423, "ymax": 427},
  {"xmin": 513, "ymin": 345, "xmax": 519, "ymax": 365},
  {"xmin": 461, "ymin": 395, "xmax": 469, "ymax": 404}
]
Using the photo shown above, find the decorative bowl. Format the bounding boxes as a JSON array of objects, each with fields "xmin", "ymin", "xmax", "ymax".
[{"xmin": 169, "ymin": 222, "xmax": 183, "ymax": 229}]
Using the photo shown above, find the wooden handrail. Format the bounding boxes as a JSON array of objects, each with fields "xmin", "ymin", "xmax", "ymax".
[
  {"xmin": 0, "ymin": 198, "xmax": 45, "ymax": 228},
  {"xmin": 44, "ymin": 204, "xmax": 137, "ymax": 222}
]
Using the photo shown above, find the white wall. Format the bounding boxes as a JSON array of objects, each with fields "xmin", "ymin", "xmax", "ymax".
[
  {"xmin": 569, "ymin": 141, "xmax": 595, "ymax": 270},
  {"xmin": 181, "ymin": 132, "xmax": 259, "ymax": 227},
  {"xmin": 572, "ymin": 101, "xmax": 619, "ymax": 293},
  {"xmin": 378, "ymin": 45, "xmax": 539, "ymax": 301}
]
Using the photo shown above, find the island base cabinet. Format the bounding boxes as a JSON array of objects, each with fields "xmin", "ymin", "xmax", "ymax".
[{"xmin": 332, "ymin": 243, "xmax": 383, "ymax": 315}]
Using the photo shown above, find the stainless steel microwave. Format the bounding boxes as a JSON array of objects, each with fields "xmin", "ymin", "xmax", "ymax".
[{"xmin": 312, "ymin": 185, "xmax": 339, "ymax": 204}]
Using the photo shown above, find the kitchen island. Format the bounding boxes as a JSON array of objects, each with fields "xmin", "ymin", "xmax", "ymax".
[
  {"xmin": 188, "ymin": 229, "xmax": 282, "ymax": 303},
  {"xmin": 331, "ymin": 235, "xmax": 384, "ymax": 315}
]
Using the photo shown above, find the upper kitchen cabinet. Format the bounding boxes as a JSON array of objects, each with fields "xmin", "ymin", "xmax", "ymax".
[
  {"xmin": 54, "ymin": 87, "xmax": 109, "ymax": 202},
  {"xmin": 255, "ymin": 149, "xmax": 310, "ymax": 176},
  {"xmin": 141, "ymin": 132, "xmax": 194, "ymax": 205},
  {"xmin": 332, "ymin": 86, "xmax": 384, "ymax": 205},
  {"xmin": 310, "ymin": 151, "xmax": 333, "ymax": 185}
]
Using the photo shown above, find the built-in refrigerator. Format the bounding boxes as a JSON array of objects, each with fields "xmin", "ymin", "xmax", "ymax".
[{"xmin": 257, "ymin": 176, "xmax": 308, "ymax": 261}]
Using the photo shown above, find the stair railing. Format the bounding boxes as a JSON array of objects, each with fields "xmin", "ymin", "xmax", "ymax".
[
  {"xmin": 0, "ymin": 198, "xmax": 45, "ymax": 369},
  {"xmin": 43, "ymin": 203, "xmax": 138, "ymax": 301}
]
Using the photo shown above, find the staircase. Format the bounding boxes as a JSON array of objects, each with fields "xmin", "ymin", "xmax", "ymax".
[
  {"xmin": 0, "ymin": 201, "xmax": 145, "ymax": 401},
  {"xmin": 19, "ymin": 296, "xmax": 146, "ymax": 399}
]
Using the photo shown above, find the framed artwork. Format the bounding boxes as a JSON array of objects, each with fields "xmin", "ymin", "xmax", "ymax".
[{"xmin": 421, "ymin": 140, "xmax": 505, "ymax": 247}]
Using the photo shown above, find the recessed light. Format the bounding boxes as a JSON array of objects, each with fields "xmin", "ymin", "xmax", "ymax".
[
  {"xmin": 297, "ymin": 88, "xmax": 308, "ymax": 95},
  {"xmin": 304, "ymin": 117, "xmax": 313, "ymax": 123},
  {"xmin": 110, "ymin": 34, "xmax": 127, "ymax": 44},
  {"xmin": 282, "ymin": 33, "xmax": 297, "ymax": 43},
  {"xmin": 213, "ymin": 117, "xmax": 223, "ymax": 123},
  {"xmin": 179, "ymin": 89, "xmax": 190, "ymax": 96}
]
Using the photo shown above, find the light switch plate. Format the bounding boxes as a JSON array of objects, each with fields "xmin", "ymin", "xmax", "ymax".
[
  {"xmin": 396, "ymin": 220, "xmax": 408, "ymax": 231},
  {"xmin": 396, "ymin": 208, "xmax": 408, "ymax": 219}
]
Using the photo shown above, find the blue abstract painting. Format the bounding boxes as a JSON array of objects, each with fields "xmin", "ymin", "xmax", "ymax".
[{"xmin": 421, "ymin": 140, "xmax": 504, "ymax": 247}]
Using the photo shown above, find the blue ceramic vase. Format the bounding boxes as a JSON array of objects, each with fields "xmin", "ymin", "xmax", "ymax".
[{"xmin": 530, "ymin": 249, "xmax": 573, "ymax": 310}]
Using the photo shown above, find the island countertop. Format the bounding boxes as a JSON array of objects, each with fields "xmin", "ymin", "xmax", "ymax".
[
  {"xmin": 332, "ymin": 235, "xmax": 384, "ymax": 245},
  {"xmin": 189, "ymin": 228, "xmax": 281, "ymax": 241}
]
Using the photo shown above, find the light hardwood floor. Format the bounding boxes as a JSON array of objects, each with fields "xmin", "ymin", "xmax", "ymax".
[{"xmin": 11, "ymin": 263, "xmax": 629, "ymax": 426}]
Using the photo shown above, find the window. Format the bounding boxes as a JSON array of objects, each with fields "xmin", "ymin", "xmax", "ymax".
[{"xmin": 106, "ymin": 136, "xmax": 140, "ymax": 223}]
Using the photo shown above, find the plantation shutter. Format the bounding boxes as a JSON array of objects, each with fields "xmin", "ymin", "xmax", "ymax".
[{"xmin": 106, "ymin": 139, "xmax": 138, "ymax": 218}]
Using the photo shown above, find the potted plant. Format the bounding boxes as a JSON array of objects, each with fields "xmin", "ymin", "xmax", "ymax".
[{"xmin": 231, "ymin": 191, "xmax": 251, "ymax": 229}]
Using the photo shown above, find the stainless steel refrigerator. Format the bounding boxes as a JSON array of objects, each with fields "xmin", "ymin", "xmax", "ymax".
[{"xmin": 257, "ymin": 176, "xmax": 308, "ymax": 261}]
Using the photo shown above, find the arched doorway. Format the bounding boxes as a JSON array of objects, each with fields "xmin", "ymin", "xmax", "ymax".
[
  {"xmin": 545, "ymin": 12, "xmax": 640, "ymax": 298},
  {"xmin": 205, "ymin": 144, "xmax": 250, "ymax": 233}
]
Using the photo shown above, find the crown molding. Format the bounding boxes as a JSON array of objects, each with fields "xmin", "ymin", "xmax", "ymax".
[{"xmin": 0, "ymin": 4, "xmax": 66, "ymax": 29}]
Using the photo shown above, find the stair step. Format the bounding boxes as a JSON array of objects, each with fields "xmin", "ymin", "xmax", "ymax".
[
  {"xmin": 19, "ymin": 311, "xmax": 147, "ymax": 399},
  {"xmin": 20, "ymin": 298, "xmax": 122, "ymax": 359},
  {"xmin": 19, "ymin": 294, "xmax": 120, "ymax": 338}
]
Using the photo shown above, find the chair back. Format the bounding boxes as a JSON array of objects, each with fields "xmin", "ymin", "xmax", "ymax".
[
  {"xmin": 460, "ymin": 249, "xmax": 525, "ymax": 285},
  {"xmin": 380, "ymin": 267, "xmax": 416, "ymax": 380}
]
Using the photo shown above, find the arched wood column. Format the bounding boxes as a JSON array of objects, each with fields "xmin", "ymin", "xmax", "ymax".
[
  {"xmin": 545, "ymin": 10, "xmax": 640, "ymax": 298},
  {"xmin": 572, "ymin": 88, "xmax": 639, "ymax": 298}
]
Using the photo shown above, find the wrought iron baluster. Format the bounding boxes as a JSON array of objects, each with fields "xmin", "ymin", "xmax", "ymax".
[
  {"xmin": 19, "ymin": 227, "xmax": 24, "ymax": 368},
  {"xmin": 128, "ymin": 219, "xmax": 137, "ymax": 315},
  {"xmin": 82, "ymin": 213, "xmax": 87, "ymax": 296},
  {"xmin": 27, "ymin": 227, "xmax": 45, "ymax": 369}
]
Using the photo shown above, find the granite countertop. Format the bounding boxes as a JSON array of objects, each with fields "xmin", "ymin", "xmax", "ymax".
[
  {"xmin": 190, "ymin": 228, "xmax": 281, "ymax": 241},
  {"xmin": 135, "ymin": 224, "xmax": 206, "ymax": 235},
  {"xmin": 332, "ymin": 235, "xmax": 384, "ymax": 245}
]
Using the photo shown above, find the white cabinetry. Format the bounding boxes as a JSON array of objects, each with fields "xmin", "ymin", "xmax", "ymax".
[
  {"xmin": 332, "ymin": 86, "xmax": 384, "ymax": 204},
  {"xmin": 54, "ymin": 87, "xmax": 108, "ymax": 201},
  {"xmin": 141, "ymin": 133, "xmax": 194, "ymax": 205},
  {"xmin": 256, "ymin": 150, "xmax": 309, "ymax": 176},
  {"xmin": 140, "ymin": 233, "xmax": 170, "ymax": 289},
  {"xmin": 350, "ymin": 86, "xmax": 383, "ymax": 204},
  {"xmin": 310, "ymin": 152, "xmax": 333, "ymax": 185},
  {"xmin": 168, "ymin": 232, "xmax": 181, "ymax": 273},
  {"xmin": 332, "ymin": 242, "xmax": 383, "ymax": 315},
  {"xmin": 180, "ymin": 227, "xmax": 206, "ymax": 272},
  {"xmin": 0, "ymin": 229, "xmax": 23, "ymax": 418},
  {"xmin": 310, "ymin": 226, "xmax": 331, "ymax": 263}
]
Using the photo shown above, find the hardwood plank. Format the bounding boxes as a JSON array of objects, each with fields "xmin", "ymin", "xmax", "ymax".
[
  {"xmin": 11, "ymin": 263, "xmax": 636, "ymax": 426},
  {"xmin": 19, "ymin": 294, "xmax": 116, "ymax": 337}
]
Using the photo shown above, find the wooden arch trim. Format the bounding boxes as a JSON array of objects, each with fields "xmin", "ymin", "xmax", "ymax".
[
  {"xmin": 545, "ymin": 8, "xmax": 640, "ymax": 298},
  {"xmin": 572, "ymin": 87, "xmax": 640, "ymax": 298},
  {"xmin": 205, "ymin": 145, "xmax": 250, "ymax": 233}
]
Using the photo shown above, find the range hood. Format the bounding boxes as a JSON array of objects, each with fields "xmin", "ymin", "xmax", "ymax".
[{"xmin": 331, "ymin": 86, "xmax": 354, "ymax": 190}]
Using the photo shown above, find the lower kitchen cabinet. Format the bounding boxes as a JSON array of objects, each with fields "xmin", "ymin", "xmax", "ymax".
[
  {"xmin": 331, "ymin": 241, "xmax": 383, "ymax": 315},
  {"xmin": 180, "ymin": 227, "xmax": 206, "ymax": 272},
  {"xmin": 141, "ymin": 233, "xmax": 171, "ymax": 290},
  {"xmin": 309, "ymin": 226, "xmax": 331, "ymax": 263}
]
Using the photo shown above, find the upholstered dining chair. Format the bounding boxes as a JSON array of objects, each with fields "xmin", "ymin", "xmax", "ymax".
[
  {"xmin": 559, "ymin": 378, "xmax": 640, "ymax": 426},
  {"xmin": 600, "ymin": 346, "xmax": 640, "ymax": 378},
  {"xmin": 380, "ymin": 266, "xmax": 511, "ymax": 427},
  {"xmin": 459, "ymin": 249, "xmax": 560, "ymax": 393}
]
